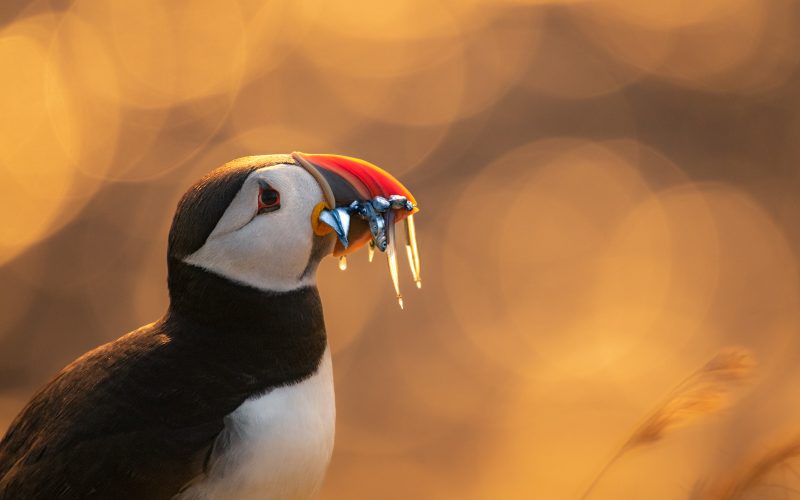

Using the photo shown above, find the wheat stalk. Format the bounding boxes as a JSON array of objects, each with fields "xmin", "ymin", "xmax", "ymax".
[{"xmin": 580, "ymin": 347, "xmax": 756, "ymax": 499}]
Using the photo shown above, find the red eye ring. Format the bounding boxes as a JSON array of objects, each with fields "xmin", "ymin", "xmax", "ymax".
[{"xmin": 258, "ymin": 184, "xmax": 280, "ymax": 213}]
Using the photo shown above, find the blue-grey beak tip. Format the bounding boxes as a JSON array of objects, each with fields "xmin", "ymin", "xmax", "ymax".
[{"xmin": 318, "ymin": 207, "xmax": 351, "ymax": 248}]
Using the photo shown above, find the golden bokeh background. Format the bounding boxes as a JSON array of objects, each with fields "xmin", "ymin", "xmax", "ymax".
[{"xmin": 2, "ymin": 0, "xmax": 800, "ymax": 498}]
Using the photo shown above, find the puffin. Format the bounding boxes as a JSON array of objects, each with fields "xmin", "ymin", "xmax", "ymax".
[{"xmin": 0, "ymin": 152, "xmax": 420, "ymax": 500}]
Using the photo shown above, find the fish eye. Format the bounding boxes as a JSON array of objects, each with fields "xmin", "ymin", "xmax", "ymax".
[{"xmin": 258, "ymin": 183, "xmax": 280, "ymax": 214}]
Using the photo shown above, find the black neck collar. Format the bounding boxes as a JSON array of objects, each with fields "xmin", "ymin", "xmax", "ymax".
[{"xmin": 165, "ymin": 257, "xmax": 325, "ymax": 340}]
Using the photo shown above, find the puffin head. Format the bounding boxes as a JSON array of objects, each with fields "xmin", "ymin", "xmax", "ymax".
[{"xmin": 167, "ymin": 153, "xmax": 420, "ymax": 304}]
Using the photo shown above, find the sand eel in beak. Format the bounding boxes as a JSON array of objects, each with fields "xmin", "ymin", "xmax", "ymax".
[{"xmin": 293, "ymin": 152, "xmax": 421, "ymax": 308}]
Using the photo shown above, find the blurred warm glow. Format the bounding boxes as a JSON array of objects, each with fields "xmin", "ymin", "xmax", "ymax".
[{"xmin": 3, "ymin": 1, "xmax": 800, "ymax": 499}]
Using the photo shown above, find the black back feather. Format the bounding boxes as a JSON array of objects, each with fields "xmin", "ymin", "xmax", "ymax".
[{"xmin": 0, "ymin": 155, "xmax": 327, "ymax": 499}]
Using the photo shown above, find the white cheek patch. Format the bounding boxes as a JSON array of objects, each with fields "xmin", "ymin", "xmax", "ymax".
[{"xmin": 184, "ymin": 164, "xmax": 326, "ymax": 292}]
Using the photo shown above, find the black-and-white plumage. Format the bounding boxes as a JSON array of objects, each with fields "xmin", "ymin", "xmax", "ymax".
[{"xmin": 0, "ymin": 155, "xmax": 339, "ymax": 499}]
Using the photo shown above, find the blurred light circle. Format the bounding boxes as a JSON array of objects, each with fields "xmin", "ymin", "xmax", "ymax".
[
  {"xmin": 446, "ymin": 138, "xmax": 800, "ymax": 386},
  {"xmin": 48, "ymin": 12, "xmax": 122, "ymax": 181},
  {"xmin": 234, "ymin": 108, "xmax": 447, "ymax": 180},
  {"xmin": 318, "ymin": 50, "xmax": 466, "ymax": 127},
  {"xmin": 290, "ymin": 0, "xmax": 466, "ymax": 42},
  {"xmin": 456, "ymin": 6, "xmax": 542, "ymax": 115},
  {"xmin": 282, "ymin": 2, "xmax": 466, "ymax": 127},
  {"xmin": 231, "ymin": 66, "xmax": 364, "ymax": 147},
  {"xmin": 295, "ymin": 3, "xmax": 539, "ymax": 121},
  {"xmin": 566, "ymin": 13, "xmax": 665, "ymax": 76},
  {"xmin": 237, "ymin": 0, "xmax": 295, "ymax": 80},
  {"xmin": 657, "ymin": 2, "xmax": 799, "ymax": 92},
  {"xmin": 523, "ymin": 15, "xmax": 653, "ymax": 98},
  {"xmin": 293, "ymin": 15, "xmax": 463, "ymax": 79},
  {"xmin": 580, "ymin": 0, "xmax": 761, "ymax": 30},
  {"xmin": 0, "ymin": 23, "xmax": 56, "ymax": 158},
  {"xmin": 497, "ymin": 141, "xmax": 665, "ymax": 379},
  {"xmin": 573, "ymin": 0, "xmax": 799, "ymax": 93},
  {"xmin": 0, "ymin": 15, "xmax": 104, "ymax": 266},
  {"xmin": 68, "ymin": 0, "xmax": 247, "ymax": 108},
  {"xmin": 632, "ymin": 13, "xmax": 762, "ymax": 88},
  {"xmin": 51, "ymin": 6, "xmax": 238, "ymax": 182},
  {"xmin": 99, "ymin": 95, "xmax": 237, "ymax": 182},
  {"xmin": 576, "ymin": 186, "xmax": 720, "ymax": 363},
  {"xmin": 444, "ymin": 139, "xmax": 678, "ymax": 381},
  {"xmin": 692, "ymin": 185, "xmax": 800, "ymax": 346}
]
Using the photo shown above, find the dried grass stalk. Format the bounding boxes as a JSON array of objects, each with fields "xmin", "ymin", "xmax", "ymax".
[
  {"xmin": 694, "ymin": 436, "xmax": 800, "ymax": 500},
  {"xmin": 581, "ymin": 347, "xmax": 756, "ymax": 499}
]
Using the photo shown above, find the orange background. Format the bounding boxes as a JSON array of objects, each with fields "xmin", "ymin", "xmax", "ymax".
[{"xmin": 2, "ymin": 1, "xmax": 800, "ymax": 498}]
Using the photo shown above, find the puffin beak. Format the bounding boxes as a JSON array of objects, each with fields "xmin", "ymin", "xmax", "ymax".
[{"xmin": 292, "ymin": 152, "xmax": 421, "ymax": 307}]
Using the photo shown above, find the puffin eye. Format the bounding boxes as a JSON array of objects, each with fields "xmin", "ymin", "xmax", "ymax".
[{"xmin": 258, "ymin": 184, "xmax": 281, "ymax": 214}]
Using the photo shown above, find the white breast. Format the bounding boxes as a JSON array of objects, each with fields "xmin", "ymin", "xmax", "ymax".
[{"xmin": 177, "ymin": 347, "xmax": 335, "ymax": 500}]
